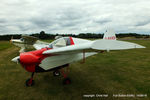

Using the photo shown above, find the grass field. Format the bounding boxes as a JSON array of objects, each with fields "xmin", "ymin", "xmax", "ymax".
[{"xmin": 0, "ymin": 40, "xmax": 150, "ymax": 100}]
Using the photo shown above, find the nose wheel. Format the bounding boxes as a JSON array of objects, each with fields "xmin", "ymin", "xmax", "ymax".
[
  {"xmin": 26, "ymin": 78, "xmax": 35, "ymax": 86},
  {"xmin": 25, "ymin": 72, "xmax": 35, "ymax": 87},
  {"xmin": 25, "ymin": 66, "xmax": 71, "ymax": 86}
]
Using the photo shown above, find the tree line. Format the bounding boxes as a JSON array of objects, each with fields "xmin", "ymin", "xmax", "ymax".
[{"xmin": 0, "ymin": 31, "xmax": 149, "ymax": 40}]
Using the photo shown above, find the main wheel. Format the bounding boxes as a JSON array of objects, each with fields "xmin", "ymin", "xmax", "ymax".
[
  {"xmin": 63, "ymin": 77, "xmax": 71, "ymax": 85},
  {"xmin": 53, "ymin": 70, "xmax": 60, "ymax": 76},
  {"xmin": 25, "ymin": 78, "xmax": 35, "ymax": 87}
]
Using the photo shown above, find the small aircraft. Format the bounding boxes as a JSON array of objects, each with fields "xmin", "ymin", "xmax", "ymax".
[
  {"xmin": 10, "ymin": 35, "xmax": 49, "ymax": 52},
  {"xmin": 11, "ymin": 30, "xmax": 145, "ymax": 86}
]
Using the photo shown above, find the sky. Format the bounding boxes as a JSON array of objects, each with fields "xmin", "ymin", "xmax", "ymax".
[{"xmin": 0, "ymin": 0, "xmax": 150, "ymax": 34}]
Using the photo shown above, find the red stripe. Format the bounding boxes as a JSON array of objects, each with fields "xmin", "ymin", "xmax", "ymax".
[{"xmin": 69, "ymin": 37, "xmax": 74, "ymax": 45}]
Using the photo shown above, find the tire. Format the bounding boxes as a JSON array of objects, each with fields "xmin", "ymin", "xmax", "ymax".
[
  {"xmin": 53, "ymin": 70, "xmax": 60, "ymax": 76},
  {"xmin": 63, "ymin": 77, "xmax": 71, "ymax": 85},
  {"xmin": 25, "ymin": 78, "xmax": 35, "ymax": 87}
]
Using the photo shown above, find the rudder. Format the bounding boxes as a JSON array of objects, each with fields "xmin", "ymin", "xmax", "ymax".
[{"xmin": 103, "ymin": 29, "xmax": 116, "ymax": 40}]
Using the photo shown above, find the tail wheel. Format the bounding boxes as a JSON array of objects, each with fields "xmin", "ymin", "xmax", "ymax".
[
  {"xmin": 53, "ymin": 70, "xmax": 60, "ymax": 76},
  {"xmin": 25, "ymin": 78, "xmax": 35, "ymax": 87},
  {"xmin": 63, "ymin": 77, "xmax": 71, "ymax": 85}
]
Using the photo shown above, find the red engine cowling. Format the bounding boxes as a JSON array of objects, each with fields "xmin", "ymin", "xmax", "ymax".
[
  {"xmin": 20, "ymin": 53, "xmax": 40, "ymax": 64},
  {"xmin": 19, "ymin": 48, "xmax": 51, "ymax": 72},
  {"xmin": 20, "ymin": 52, "xmax": 40, "ymax": 72}
]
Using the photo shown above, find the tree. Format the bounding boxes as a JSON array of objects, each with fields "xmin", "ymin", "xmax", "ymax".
[
  {"xmin": 40, "ymin": 31, "xmax": 45, "ymax": 35},
  {"xmin": 39, "ymin": 31, "xmax": 46, "ymax": 39}
]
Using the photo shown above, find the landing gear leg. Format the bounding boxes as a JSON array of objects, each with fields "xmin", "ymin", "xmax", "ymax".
[
  {"xmin": 60, "ymin": 67, "xmax": 71, "ymax": 85},
  {"xmin": 25, "ymin": 72, "xmax": 35, "ymax": 87}
]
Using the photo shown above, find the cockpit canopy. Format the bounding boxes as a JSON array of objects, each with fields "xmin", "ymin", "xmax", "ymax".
[{"xmin": 49, "ymin": 37, "xmax": 73, "ymax": 48}]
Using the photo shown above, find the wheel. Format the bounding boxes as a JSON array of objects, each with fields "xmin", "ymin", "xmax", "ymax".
[
  {"xmin": 53, "ymin": 70, "xmax": 60, "ymax": 76},
  {"xmin": 25, "ymin": 78, "xmax": 35, "ymax": 87},
  {"xmin": 63, "ymin": 77, "xmax": 71, "ymax": 85}
]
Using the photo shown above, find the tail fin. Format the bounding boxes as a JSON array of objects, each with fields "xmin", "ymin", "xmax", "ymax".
[
  {"xmin": 103, "ymin": 29, "xmax": 116, "ymax": 40},
  {"xmin": 10, "ymin": 36, "xmax": 13, "ymax": 43}
]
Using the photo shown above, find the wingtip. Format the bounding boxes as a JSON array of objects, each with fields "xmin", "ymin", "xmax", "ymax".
[{"xmin": 135, "ymin": 45, "xmax": 146, "ymax": 49}]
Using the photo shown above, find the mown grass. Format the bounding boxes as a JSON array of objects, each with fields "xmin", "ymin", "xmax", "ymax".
[
  {"xmin": 0, "ymin": 40, "xmax": 150, "ymax": 100},
  {"xmin": 0, "ymin": 41, "xmax": 12, "ymax": 51}
]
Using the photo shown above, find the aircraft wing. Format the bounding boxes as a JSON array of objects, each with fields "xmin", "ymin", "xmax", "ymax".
[
  {"xmin": 43, "ymin": 42, "xmax": 92, "ymax": 54},
  {"xmin": 22, "ymin": 35, "xmax": 38, "ymax": 44},
  {"xmin": 91, "ymin": 40, "xmax": 145, "ymax": 50},
  {"xmin": 11, "ymin": 35, "xmax": 49, "ymax": 52},
  {"xmin": 22, "ymin": 35, "xmax": 49, "ymax": 50},
  {"xmin": 43, "ymin": 39, "xmax": 145, "ymax": 55}
]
